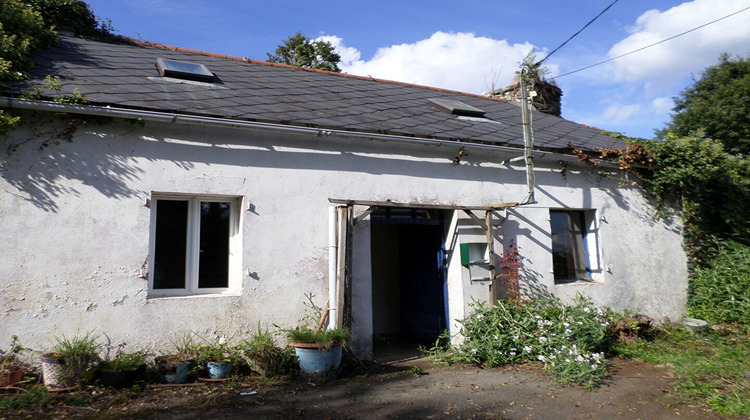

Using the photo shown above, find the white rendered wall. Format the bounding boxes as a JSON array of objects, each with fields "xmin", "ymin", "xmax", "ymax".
[{"xmin": 0, "ymin": 115, "xmax": 687, "ymax": 357}]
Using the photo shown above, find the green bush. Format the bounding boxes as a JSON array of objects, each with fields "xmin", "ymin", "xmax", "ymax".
[
  {"xmin": 432, "ymin": 296, "xmax": 610, "ymax": 390},
  {"xmin": 688, "ymin": 240, "xmax": 750, "ymax": 327}
]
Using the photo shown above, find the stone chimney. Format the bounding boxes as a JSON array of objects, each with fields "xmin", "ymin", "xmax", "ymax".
[{"xmin": 484, "ymin": 76, "xmax": 563, "ymax": 117}]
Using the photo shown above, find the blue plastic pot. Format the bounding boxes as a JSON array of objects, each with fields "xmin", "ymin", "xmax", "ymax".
[
  {"xmin": 206, "ymin": 361, "xmax": 232, "ymax": 379},
  {"xmin": 164, "ymin": 361, "xmax": 190, "ymax": 384},
  {"xmin": 291, "ymin": 344, "xmax": 343, "ymax": 377}
]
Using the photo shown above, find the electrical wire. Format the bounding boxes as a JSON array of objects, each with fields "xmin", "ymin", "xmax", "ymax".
[
  {"xmin": 538, "ymin": 0, "xmax": 620, "ymax": 65},
  {"xmin": 552, "ymin": 5, "xmax": 750, "ymax": 80}
]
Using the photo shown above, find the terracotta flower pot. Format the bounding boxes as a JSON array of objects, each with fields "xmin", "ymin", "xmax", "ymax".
[{"xmin": 0, "ymin": 368, "xmax": 24, "ymax": 386}]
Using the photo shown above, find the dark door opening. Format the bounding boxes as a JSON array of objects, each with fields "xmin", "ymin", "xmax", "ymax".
[{"xmin": 370, "ymin": 208, "xmax": 447, "ymax": 356}]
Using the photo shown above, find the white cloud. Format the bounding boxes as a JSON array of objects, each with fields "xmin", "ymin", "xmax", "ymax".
[
  {"xmin": 316, "ymin": 35, "xmax": 360, "ymax": 67},
  {"xmin": 651, "ymin": 96, "xmax": 674, "ymax": 114},
  {"xmin": 323, "ymin": 31, "xmax": 541, "ymax": 95},
  {"xmin": 601, "ymin": 103, "xmax": 641, "ymax": 124},
  {"xmin": 608, "ymin": 0, "xmax": 750, "ymax": 84}
]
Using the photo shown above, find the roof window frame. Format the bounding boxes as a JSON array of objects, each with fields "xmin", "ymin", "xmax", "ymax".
[
  {"xmin": 428, "ymin": 98, "xmax": 486, "ymax": 118},
  {"xmin": 156, "ymin": 58, "xmax": 215, "ymax": 83}
]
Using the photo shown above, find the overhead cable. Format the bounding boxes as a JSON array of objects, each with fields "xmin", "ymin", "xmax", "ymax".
[
  {"xmin": 538, "ymin": 0, "xmax": 620, "ymax": 65},
  {"xmin": 552, "ymin": 5, "xmax": 750, "ymax": 80}
]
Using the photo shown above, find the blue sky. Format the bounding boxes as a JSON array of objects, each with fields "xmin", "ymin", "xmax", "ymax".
[{"xmin": 84, "ymin": 0, "xmax": 750, "ymax": 139}]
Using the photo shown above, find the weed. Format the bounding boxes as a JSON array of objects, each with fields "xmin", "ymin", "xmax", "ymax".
[
  {"xmin": 236, "ymin": 326, "xmax": 297, "ymax": 378},
  {"xmin": 0, "ymin": 386, "xmax": 50, "ymax": 410},
  {"xmin": 409, "ymin": 365, "xmax": 424, "ymax": 376},
  {"xmin": 688, "ymin": 240, "xmax": 750, "ymax": 328},
  {"xmin": 171, "ymin": 331, "xmax": 200, "ymax": 356},
  {"xmin": 613, "ymin": 325, "xmax": 750, "ymax": 416},
  {"xmin": 62, "ymin": 395, "xmax": 92, "ymax": 406}
]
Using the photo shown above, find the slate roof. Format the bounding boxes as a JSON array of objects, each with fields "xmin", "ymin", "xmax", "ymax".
[{"xmin": 9, "ymin": 34, "xmax": 625, "ymax": 153}]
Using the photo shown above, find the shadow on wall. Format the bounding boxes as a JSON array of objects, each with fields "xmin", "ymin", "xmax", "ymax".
[
  {"xmin": 498, "ymin": 217, "xmax": 551, "ymax": 300},
  {"xmin": 0, "ymin": 114, "xmax": 145, "ymax": 212}
]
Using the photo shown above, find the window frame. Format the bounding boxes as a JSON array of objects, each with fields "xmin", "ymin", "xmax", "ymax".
[
  {"xmin": 549, "ymin": 209, "xmax": 601, "ymax": 284},
  {"xmin": 148, "ymin": 193, "xmax": 242, "ymax": 297}
]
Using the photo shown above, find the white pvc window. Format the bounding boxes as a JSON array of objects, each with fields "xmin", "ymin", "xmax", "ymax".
[
  {"xmin": 550, "ymin": 209, "xmax": 600, "ymax": 283},
  {"xmin": 148, "ymin": 194, "xmax": 241, "ymax": 296}
]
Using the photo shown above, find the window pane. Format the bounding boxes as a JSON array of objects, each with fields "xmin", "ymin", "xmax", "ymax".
[
  {"xmin": 153, "ymin": 200, "xmax": 188, "ymax": 289},
  {"xmin": 198, "ymin": 201, "xmax": 230, "ymax": 288},
  {"xmin": 550, "ymin": 211, "xmax": 588, "ymax": 282}
]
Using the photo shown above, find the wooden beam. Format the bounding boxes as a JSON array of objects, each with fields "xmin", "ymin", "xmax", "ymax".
[
  {"xmin": 486, "ymin": 210, "xmax": 496, "ymax": 305},
  {"xmin": 462, "ymin": 209, "xmax": 488, "ymax": 231},
  {"xmin": 328, "ymin": 198, "xmax": 518, "ymax": 211},
  {"xmin": 353, "ymin": 206, "xmax": 376, "ymax": 225},
  {"xmin": 335, "ymin": 206, "xmax": 348, "ymax": 329}
]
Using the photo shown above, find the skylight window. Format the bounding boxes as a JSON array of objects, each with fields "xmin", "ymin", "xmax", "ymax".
[
  {"xmin": 429, "ymin": 98, "xmax": 486, "ymax": 118},
  {"xmin": 156, "ymin": 58, "xmax": 214, "ymax": 83}
]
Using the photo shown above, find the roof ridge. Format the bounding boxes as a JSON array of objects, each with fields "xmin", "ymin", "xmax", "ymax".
[{"xmin": 127, "ymin": 38, "xmax": 506, "ymax": 103}]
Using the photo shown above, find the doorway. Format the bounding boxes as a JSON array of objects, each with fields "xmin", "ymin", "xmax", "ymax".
[{"xmin": 370, "ymin": 208, "xmax": 448, "ymax": 357}]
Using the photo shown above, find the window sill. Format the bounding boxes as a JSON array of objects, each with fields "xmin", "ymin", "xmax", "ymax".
[
  {"xmin": 554, "ymin": 278, "xmax": 602, "ymax": 286},
  {"xmin": 147, "ymin": 291, "xmax": 241, "ymax": 300}
]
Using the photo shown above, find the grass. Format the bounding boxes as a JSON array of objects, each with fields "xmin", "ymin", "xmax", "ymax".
[{"xmin": 613, "ymin": 325, "xmax": 750, "ymax": 416}]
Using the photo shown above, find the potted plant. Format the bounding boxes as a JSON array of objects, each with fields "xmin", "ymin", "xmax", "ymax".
[
  {"xmin": 237, "ymin": 326, "xmax": 297, "ymax": 378},
  {"xmin": 1, "ymin": 335, "xmax": 27, "ymax": 387},
  {"xmin": 41, "ymin": 331, "xmax": 100, "ymax": 389},
  {"xmin": 98, "ymin": 347, "xmax": 148, "ymax": 387},
  {"xmin": 154, "ymin": 332, "xmax": 197, "ymax": 384},
  {"xmin": 195, "ymin": 339, "xmax": 238, "ymax": 380},
  {"xmin": 286, "ymin": 327, "xmax": 350, "ymax": 377}
]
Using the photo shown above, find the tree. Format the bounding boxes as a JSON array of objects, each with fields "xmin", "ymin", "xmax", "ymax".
[
  {"xmin": 267, "ymin": 32, "xmax": 341, "ymax": 72},
  {"xmin": 660, "ymin": 54, "xmax": 750, "ymax": 155},
  {"xmin": 1, "ymin": 0, "xmax": 111, "ymax": 132},
  {"xmin": 0, "ymin": 0, "xmax": 56, "ymax": 82}
]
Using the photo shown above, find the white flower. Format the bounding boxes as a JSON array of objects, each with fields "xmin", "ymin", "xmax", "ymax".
[
  {"xmin": 584, "ymin": 307, "xmax": 591, "ymax": 313},
  {"xmin": 218, "ymin": 337, "xmax": 226, "ymax": 345},
  {"xmin": 577, "ymin": 321, "xmax": 584, "ymax": 325},
  {"xmin": 538, "ymin": 337, "xmax": 547, "ymax": 343},
  {"xmin": 523, "ymin": 346, "xmax": 532, "ymax": 353},
  {"xmin": 476, "ymin": 314, "xmax": 484, "ymax": 320},
  {"xmin": 471, "ymin": 348, "xmax": 477, "ymax": 354},
  {"xmin": 591, "ymin": 364, "xmax": 598, "ymax": 369},
  {"xmin": 513, "ymin": 335, "xmax": 519, "ymax": 341},
  {"xmin": 576, "ymin": 355, "xmax": 585, "ymax": 362},
  {"xmin": 537, "ymin": 355, "xmax": 547, "ymax": 362},
  {"xmin": 563, "ymin": 322, "xmax": 570, "ymax": 327},
  {"xmin": 510, "ymin": 351, "xmax": 517, "ymax": 356},
  {"xmin": 493, "ymin": 335, "xmax": 499, "ymax": 341},
  {"xmin": 565, "ymin": 329, "xmax": 572, "ymax": 335}
]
